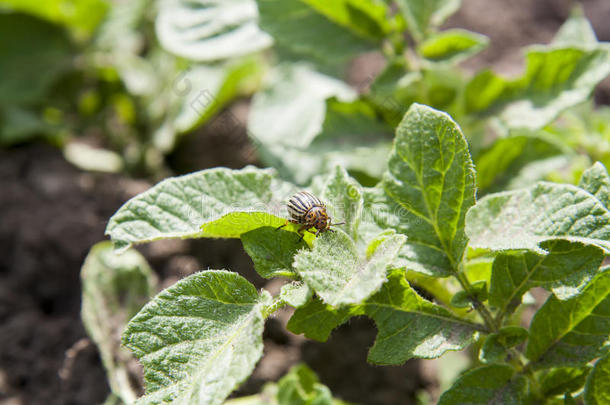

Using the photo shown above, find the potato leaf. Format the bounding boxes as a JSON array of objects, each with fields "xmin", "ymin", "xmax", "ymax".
[
  {"xmin": 374, "ymin": 103, "xmax": 476, "ymax": 276},
  {"xmin": 122, "ymin": 270, "xmax": 269, "ymax": 405},
  {"xmin": 466, "ymin": 182, "xmax": 610, "ymax": 254},
  {"xmin": 526, "ymin": 268, "xmax": 610, "ymax": 368},
  {"xmin": 365, "ymin": 269, "xmax": 479, "ymax": 364},
  {"xmin": 81, "ymin": 242, "xmax": 157, "ymax": 404},
  {"xmin": 293, "ymin": 230, "xmax": 405, "ymax": 306},
  {"xmin": 106, "ymin": 167, "xmax": 296, "ymax": 251}
]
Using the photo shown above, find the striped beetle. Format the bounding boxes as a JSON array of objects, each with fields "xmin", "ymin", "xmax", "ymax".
[{"xmin": 278, "ymin": 191, "xmax": 343, "ymax": 238}]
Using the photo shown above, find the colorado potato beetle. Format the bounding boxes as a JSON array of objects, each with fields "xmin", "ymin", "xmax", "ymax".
[{"xmin": 278, "ymin": 191, "xmax": 343, "ymax": 238}]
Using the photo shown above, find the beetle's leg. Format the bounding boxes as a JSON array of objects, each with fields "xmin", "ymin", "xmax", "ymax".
[{"xmin": 276, "ymin": 220, "xmax": 289, "ymax": 231}]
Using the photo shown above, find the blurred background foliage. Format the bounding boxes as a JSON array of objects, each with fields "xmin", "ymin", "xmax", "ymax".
[{"xmin": 1, "ymin": 0, "xmax": 609, "ymax": 193}]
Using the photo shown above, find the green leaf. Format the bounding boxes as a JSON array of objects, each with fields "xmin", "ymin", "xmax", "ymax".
[
  {"xmin": 172, "ymin": 57, "xmax": 265, "ymax": 135},
  {"xmin": 0, "ymin": 13, "xmax": 74, "ymax": 107},
  {"xmin": 578, "ymin": 162, "xmax": 610, "ymax": 209},
  {"xmin": 105, "ymin": 167, "xmax": 296, "ymax": 251},
  {"xmin": 241, "ymin": 227, "xmax": 306, "ymax": 279},
  {"xmin": 526, "ymin": 268, "xmax": 610, "ymax": 367},
  {"xmin": 365, "ymin": 269, "xmax": 478, "ymax": 364},
  {"xmin": 418, "ymin": 29, "xmax": 488, "ymax": 64},
  {"xmin": 479, "ymin": 326, "xmax": 528, "ymax": 364},
  {"xmin": 0, "ymin": 0, "xmax": 109, "ymax": 38},
  {"xmin": 279, "ymin": 282, "xmax": 312, "ymax": 308},
  {"xmin": 320, "ymin": 166, "xmax": 363, "ymax": 240},
  {"xmin": 0, "ymin": 106, "xmax": 52, "ymax": 146},
  {"xmin": 155, "ymin": 0, "xmax": 272, "ymax": 61},
  {"xmin": 489, "ymin": 241, "xmax": 604, "ymax": 319},
  {"xmin": 552, "ymin": 6, "xmax": 598, "ymax": 48},
  {"xmin": 286, "ymin": 296, "xmax": 361, "ymax": 342},
  {"xmin": 438, "ymin": 364, "xmax": 527, "ymax": 405},
  {"xmin": 540, "ymin": 366, "xmax": 591, "ymax": 397},
  {"xmin": 301, "ymin": 0, "xmax": 398, "ymax": 41},
  {"xmin": 81, "ymin": 242, "xmax": 157, "ymax": 404},
  {"xmin": 255, "ymin": 0, "xmax": 376, "ymax": 77},
  {"xmin": 450, "ymin": 280, "xmax": 487, "ymax": 308},
  {"xmin": 584, "ymin": 353, "xmax": 610, "ymax": 405},
  {"xmin": 466, "ymin": 182, "xmax": 610, "ymax": 254},
  {"xmin": 293, "ymin": 230, "xmax": 405, "ymax": 306},
  {"xmin": 123, "ymin": 270, "xmax": 267, "ymax": 405},
  {"xmin": 475, "ymin": 133, "xmax": 567, "ymax": 193},
  {"xmin": 379, "ymin": 103, "xmax": 476, "ymax": 276},
  {"xmin": 276, "ymin": 364, "xmax": 333, "ymax": 405},
  {"xmin": 395, "ymin": 0, "xmax": 461, "ymax": 41},
  {"xmin": 465, "ymin": 45, "xmax": 610, "ymax": 130}
]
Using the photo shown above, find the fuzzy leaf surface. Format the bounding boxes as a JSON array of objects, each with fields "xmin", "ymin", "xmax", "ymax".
[
  {"xmin": 320, "ymin": 166, "xmax": 363, "ymax": 241},
  {"xmin": 466, "ymin": 182, "xmax": 610, "ymax": 254},
  {"xmin": 365, "ymin": 270, "xmax": 478, "ymax": 364},
  {"xmin": 122, "ymin": 270, "xmax": 266, "ymax": 405},
  {"xmin": 489, "ymin": 240, "xmax": 604, "ymax": 318},
  {"xmin": 578, "ymin": 162, "xmax": 610, "ymax": 209},
  {"xmin": 526, "ymin": 268, "xmax": 610, "ymax": 367},
  {"xmin": 378, "ymin": 103, "xmax": 476, "ymax": 276},
  {"xmin": 293, "ymin": 230, "xmax": 405, "ymax": 306},
  {"xmin": 584, "ymin": 353, "xmax": 610, "ymax": 405},
  {"xmin": 81, "ymin": 242, "xmax": 157, "ymax": 404},
  {"xmin": 438, "ymin": 364, "xmax": 526, "ymax": 405},
  {"xmin": 106, "ymin": 167, "xmax": 296, "ymax": 250}
]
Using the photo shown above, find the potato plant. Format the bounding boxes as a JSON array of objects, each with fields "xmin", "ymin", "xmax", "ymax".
[
  {"xmin": 68, "ymin": 0, "xmax": 610, "ymax": 404},
  {"xmin": 97, "ymin": 103, "xmax": 610, "ymax": 404}
]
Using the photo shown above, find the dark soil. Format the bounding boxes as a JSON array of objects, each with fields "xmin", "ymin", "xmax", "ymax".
[{"xmin": 1, "ymin": 1, "xmax": 610, "ymax": 404}]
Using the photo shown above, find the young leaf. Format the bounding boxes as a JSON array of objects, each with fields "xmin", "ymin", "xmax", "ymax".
[
  {"xmin": 466, "ymin": 182, "xmax": 610, "ymax": 254},
  {"xmin": 479, "ymin": 326, "xmax": 528, "ymax": 364},
  {"xmin": 286, "ymin": 296, "xmax": 362, "ymax": 342},
  {"xmin": 255, "ymin": 0, "xmax": 376, "ymax": 77},
  {"xmin": 526, "ymin": 268, "xmax": 610, "ymax": 367},
  {"xmin": 365, "ymin": 269, "xmax": 479, "ymax": 364},
  {"xmin": 279, "ymin": 282, "xmax": 312, "ymax": 308},
  {"xmin": 276, "ymin": 364, "xmax": 333, "ymax": 405},
  {"xmin": 418, "ymin": 29, "xmax": 488, "ymax": 64},
  {"xmin": 241, "ymin": 227, "xmax": 306, "ymax": 279},
  {"xmin": 122, "ymin": 270, "xmax": 267, "ymax": 405},
  {"xmin": 465, "ymin": 45, "xmax": 610, "ymax": 130},
  {"xmin": 106, "ymin": 167, "xmax": 296, "ymax": 251},
  {"xmin": 155, "ymin": 0, "xmax": 272, "ymax": 61},
  {"xmin": 552, "ymin": 6, "xmax": 598, "ymax": 48},
  {"xmin": 475, "ymin": 133, "xmax": 567, "ymax": 193},
  {"xmin": 438, "ymin": 364, "xmax": 526, "ymax": 405},
  {"xmin": 489, "ymin": 240, "xmax": 604, "ymax": 319},
  {"xmin": 378, "ymin": 103, "xmax": 476, "ymax": 276},
  {"xmin": 293, "ymin": 230, "xmax": 405, "ymax": 306},
  {"xmin": 301, "ymin": 0, "xmax": 398, "ymax": 41},
  {"xmin": 578, "ymin": 162, "xmax": 610, "ymax": 209},
  {"xmin": 450, "ymin": 280, "xmax": 487, "ymax": 308},
  {"xmin": 394, "ymin": 0, "xmax": 461, "ymax": 41},
  {"xmin": 584, "ymin": 353, "xmax": 610, "ymax": 405},
  {"xmin": 81, "ymin": 242, "xmax": 158, "ymax": 404},
  {"xmin": 321, "ymin": 166, "xmax": 363, "ymax": 241},
  {"xmin": 540, "ymin": 366, "xmax": 591, "ymax": 398}
]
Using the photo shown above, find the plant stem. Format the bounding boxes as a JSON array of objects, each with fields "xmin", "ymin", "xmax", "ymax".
[{"xmin": 454, "ymin": 271, "xmax": 498, "ymax": 333}]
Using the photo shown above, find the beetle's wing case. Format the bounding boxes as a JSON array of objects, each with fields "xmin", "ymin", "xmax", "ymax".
[{"xmin": 287, "ymin": 192, "xmax": 309, "ymax": 221}]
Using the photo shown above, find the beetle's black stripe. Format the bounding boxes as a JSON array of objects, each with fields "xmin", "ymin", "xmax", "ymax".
[
  {"xmin": 293, "ymin": 193, "xmax": 312, "ymax": 210},
  {"xmin": 289, "ymin": 195, "xmax": 308, "ymax": 211},
  {"xmin": 288, "ymin": 202, "xmax": 306, "ymax": 215}
]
